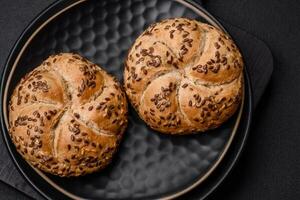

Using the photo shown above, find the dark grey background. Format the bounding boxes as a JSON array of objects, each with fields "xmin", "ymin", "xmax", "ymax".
[{"xmin": 0, "ymin": 0, "xmax": 299, "ymax": 199}]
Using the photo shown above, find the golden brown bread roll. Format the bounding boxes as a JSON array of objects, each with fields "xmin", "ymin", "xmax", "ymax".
[
  {"xmin": 124, "ymin": 18, "xmax": 243, "ymax": 134},
  {"xmin": 8, "ymin": 53, "xmax": 128, "ymax": 176}
]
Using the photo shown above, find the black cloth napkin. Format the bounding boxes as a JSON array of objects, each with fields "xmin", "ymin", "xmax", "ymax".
[{"xmin": 0, "ymin": 3, "xmax": 273, "ymax": 200}]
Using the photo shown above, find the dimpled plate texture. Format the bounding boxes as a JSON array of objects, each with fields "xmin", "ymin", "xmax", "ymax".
[{"xmin": 6, "ymin": 0, "xmax": 242, "ymax": 199}]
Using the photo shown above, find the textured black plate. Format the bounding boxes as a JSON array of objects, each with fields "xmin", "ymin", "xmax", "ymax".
[{"xmin": 0, "ymin": 0, "xmax": 252, "ymax": 199}]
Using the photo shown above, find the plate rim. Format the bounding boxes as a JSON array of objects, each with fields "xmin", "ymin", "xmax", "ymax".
[{"xmin": 0, "ymin": 0, "xmax": 253, "ymax": 199}]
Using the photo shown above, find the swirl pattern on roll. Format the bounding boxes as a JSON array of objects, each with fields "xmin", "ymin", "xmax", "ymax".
[
  {"xmin": 9, "ymin": 53, "xmax": 128, "ymax": 176},
  {"xmin": 124, "ymin": 18, "xmax": 243, "ymax": 134}
]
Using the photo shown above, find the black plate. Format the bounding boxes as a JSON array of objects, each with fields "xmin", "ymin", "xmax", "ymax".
[{"xmin": 0, "ymin": 0, "xmax": 252, "ymax": 199}]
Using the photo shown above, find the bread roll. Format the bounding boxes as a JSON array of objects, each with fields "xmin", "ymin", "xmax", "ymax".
[
  {"xmin": 8, "ymin": 53, "xmax": 128, "ymax": 176},
  {"xmin": 124, "ymin": 18, "xmax": 243, "ymax": 134}
]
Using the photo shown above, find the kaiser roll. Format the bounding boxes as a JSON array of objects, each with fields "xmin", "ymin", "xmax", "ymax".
[
  {"xmin": 124, "ymin": 18, "xmax": 243, "ymax": 134},
  {"xmin": 8, "ymin": 53, "xmax": 128, "ymax": 176}
]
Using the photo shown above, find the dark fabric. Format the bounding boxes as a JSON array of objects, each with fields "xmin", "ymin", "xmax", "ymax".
[
  {"xmin": 223, "ymin": 20, "xmax": 273, "ymax": 107},
  {"xmin": 203, "ymin": 1, "xmax": 300, "ymax": 200},
  {"xmin": 0, "ymin": 0, "xmax": 294, "ymax": 200},
  {"xmin": 0, "ymin": 180, "xmax": 31, "ymax": 200}
]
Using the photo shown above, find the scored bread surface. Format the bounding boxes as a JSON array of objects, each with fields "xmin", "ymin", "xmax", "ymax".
[
  {"xmin": 9, "ymin": 53, "xmax": 128, "ymax": 176},
  {"xmin": 124, "ymin": 18, "xmax": 243, "ymax": 134}
]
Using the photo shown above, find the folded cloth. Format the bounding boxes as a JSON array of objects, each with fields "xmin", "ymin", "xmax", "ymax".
[
  {"xmin": 0, "ymin": 3, "xmax": 273, "ymax": 200},
  {"xmin": 224, "ymin": 20, "xmax": 273, "ymax": 107}
]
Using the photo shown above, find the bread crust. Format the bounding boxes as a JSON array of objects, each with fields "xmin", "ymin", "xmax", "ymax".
[
  {"xmin": 8, "ymin": 53, "xmax": 128, "ymax": 176},
  {"xmin": 124, "ymin": 18, "xmax": 243, "ymax": 134}
]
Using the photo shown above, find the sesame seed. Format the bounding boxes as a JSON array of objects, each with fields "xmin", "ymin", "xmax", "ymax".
[
  {"xmin": 170, "ymin": 30, "xmax": 175, "ymax": 38},
  {"xmin": 82, "ymin": 132, "xmax": 87, "ymax": 136},
  {"xmin": 76, "ymin": 138, "xmax": 82, "ymax": 142},
  {"xmin": 142, "ymin": 69, "xmax": 148, "ymax": 75},
  {"xmin": 182, "ymin": 83, "xmax": 188, "ymax": 88},
  {"xmin": 194, "ymin": 118, "xmax": 200, "ymax": 122}
]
